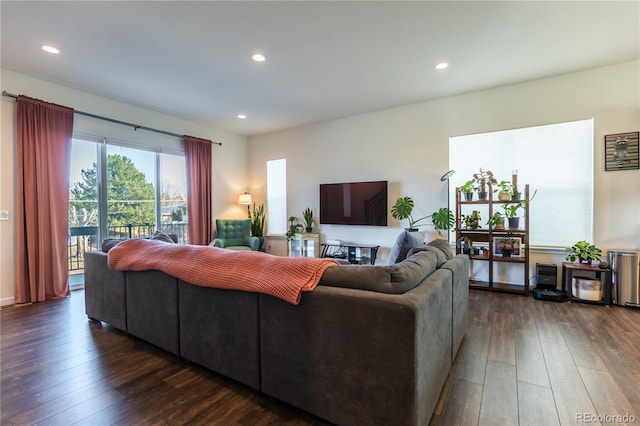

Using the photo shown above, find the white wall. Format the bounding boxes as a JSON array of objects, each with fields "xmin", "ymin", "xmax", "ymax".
[
  {"xmin": 0, "ymin": 69, "xmax": 249, "ymax": 305},
  {"xmin": 248, "ymin": 61, "xmax": 640, "ymax": 272}
]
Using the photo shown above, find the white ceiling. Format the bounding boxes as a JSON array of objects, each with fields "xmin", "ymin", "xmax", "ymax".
[{"xmin": 2, "ymin": 1, "xmax": 639, "ymax": 136}]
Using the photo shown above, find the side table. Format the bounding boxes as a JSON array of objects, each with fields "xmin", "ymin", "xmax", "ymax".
[{"xmin": 562, "ymin": 262, "xmax": 612, "ymax": 306}]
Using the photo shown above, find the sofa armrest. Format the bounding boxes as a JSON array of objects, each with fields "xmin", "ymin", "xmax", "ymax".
[
  {"xmin": 441, "ymin": 254, "xmax": 469, "ymax": 360},
  {"xmin": 84, "ymin": 251, "xmax": 127, "ymax": 331}
]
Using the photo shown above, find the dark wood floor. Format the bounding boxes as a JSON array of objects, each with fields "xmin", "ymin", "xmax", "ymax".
[{"xmin": 2, "ymin": 289, "xmax": 639, "ymax": 426}]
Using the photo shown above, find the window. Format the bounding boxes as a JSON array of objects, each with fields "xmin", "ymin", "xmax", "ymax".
[
  {"xmin": 266, "ymin": 158, "xmax": 287, "ymax": 235},
  {"xmin": 449, "ymin": 119, "xmax": 594, "ymax": 247}
]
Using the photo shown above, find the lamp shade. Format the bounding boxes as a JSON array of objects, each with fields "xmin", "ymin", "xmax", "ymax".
[{"xmin": 238, "ymin": 192, "xmax": 252, "ymax": 205}]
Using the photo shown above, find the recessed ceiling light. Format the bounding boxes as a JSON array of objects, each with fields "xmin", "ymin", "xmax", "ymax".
[
  {"xmin": 41, "ymin": 45, "xmax": 60, "ymax": 54},
  {"xmin": 252, "ymin": 53, "xmax": 266, "ymax": 62},
  {"xmin": 238, "ymin": 114, "xmax": 247, "ymax": 119},
  {"xmin": 434, "ymin": 62, "xmax": 449, "ymax": 70}
]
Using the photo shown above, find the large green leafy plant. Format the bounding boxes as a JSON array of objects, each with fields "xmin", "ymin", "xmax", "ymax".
[
  {"xmin": 391, "ymin": 196, "xmax": 429, "ymax": 229},
  {"xmin": 565, "ymin": 240, "xmax": 602, "ymax": 264},
  {"xmin": 430, "ymin": 208, "xmax": 455, "ymax": 236}
]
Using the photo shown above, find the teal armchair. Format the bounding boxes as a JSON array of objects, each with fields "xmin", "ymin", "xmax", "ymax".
[{"xmin": 212, "ymin": 219, "xmax": 260, "ymax": 251}]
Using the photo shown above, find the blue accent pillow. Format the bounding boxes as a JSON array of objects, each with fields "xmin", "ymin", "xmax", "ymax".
[{"xmin": 387, "ymin": 231, "xmax": 425, "ymax": 265}]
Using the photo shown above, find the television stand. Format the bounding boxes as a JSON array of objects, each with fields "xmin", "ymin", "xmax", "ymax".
[{"xmin": 321, "ymin": 243, "xmax": 379, "ymax": 265}]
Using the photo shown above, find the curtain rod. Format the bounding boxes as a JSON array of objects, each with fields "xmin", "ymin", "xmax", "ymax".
[{"xmin": 2, "ymin": 91, "xmax": 222, "ymax": 146}]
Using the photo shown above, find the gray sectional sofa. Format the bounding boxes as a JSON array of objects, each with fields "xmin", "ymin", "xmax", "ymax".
[{"xmin": 84, "ymin": 240, "xmax": 468, "ymax": 426}]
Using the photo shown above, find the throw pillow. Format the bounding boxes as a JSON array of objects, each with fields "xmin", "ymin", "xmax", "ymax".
[
  {"xmin": 150, "ymin": 231, "xmax": 177, "ymax": 244},
  {"xmin": 387, "ymin": 231, "xmax": 426, "ymax": 265},
  {"xmin": 101, "ymin": 239, "xmax": 124, "ymax": 252}
]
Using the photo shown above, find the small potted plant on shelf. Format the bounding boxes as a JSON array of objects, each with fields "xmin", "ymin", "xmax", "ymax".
[
  {"xmin": 430, "ymin": 207, "xmax": 455, "ymax": 236},
  {"xmin": 285, "ymin": 216, "xmax": 302, "ymax": 241},
  {"xmin": 302, "ymin": 207, "xmax": 314, "ymax": 232},
  {"xmin": 391, "ymin": 196, "xmax": 429, "ymax": 231},
  {"xmin": 456, "ymin": 236, "xmax": 473, "ymax": 255},
  {"xmin": 250, "ymin": 203, "xmax": 266, "ymax": 250},
  {"xmin": 502, "ymin": 189, "xmax": 537, "ymax": 229},
  {"xmin": 472, "ymin": 168, "xmax": 497, "ymax": 200},
  {"xmin": 460, "ymin": 180, "xmax": 475, "ymax": 201},
  {"xmin": 462, "ymin": 210, "xmax": 481, "ymax": 229},
  {"xmin": 486, "ymin": 211, "xmax": 506, "ymax": 230},
  {"xmin": 565, "ymin": 240, "xmax": 602, "ymax": 265},
  {"xmin": 511, "ymin": 170, "xmax": 521, "ymax": 200},
  {"xmin": 493, "ymin": 180, "xmax": 513, "ymax": 202}
]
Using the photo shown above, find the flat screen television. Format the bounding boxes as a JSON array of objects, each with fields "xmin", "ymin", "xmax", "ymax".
[{"xmin": 320, "ymin": 180, "xmax": 388, "ymax": 226}]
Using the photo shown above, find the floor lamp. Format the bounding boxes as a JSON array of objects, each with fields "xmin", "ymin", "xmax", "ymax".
[{"xmin": 440, "ymin": 170, "xmax": 455, "ymax": 242}]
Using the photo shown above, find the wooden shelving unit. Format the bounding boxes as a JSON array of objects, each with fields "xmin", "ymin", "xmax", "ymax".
[{"xmin": 455, "ymin": 184, "xmax": 530, "ymax": 295}]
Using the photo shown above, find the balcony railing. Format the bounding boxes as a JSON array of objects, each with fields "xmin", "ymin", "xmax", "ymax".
[{"xmin": 68, "ymin": 223, "xmax": 188, "ymax": 272}]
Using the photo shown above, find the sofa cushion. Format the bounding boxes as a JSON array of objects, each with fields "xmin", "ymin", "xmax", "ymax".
[
  {"xmin": 408, "ymin": 246, "xmax": 447, "ymax": 267},
  {"xmin": 319, "ymin": 250, "xmax": 438, "ymax": 294},
  {"xmin": 427, "ymin": 238, "xmax": 454, "ymax": 259},
  {"xmin": 387, "ymin": 231, "xmax": 426, "ymax": 265},
  {"xmin": 389, "ymin": 249, "xmax": 438, "ymax": 287}
]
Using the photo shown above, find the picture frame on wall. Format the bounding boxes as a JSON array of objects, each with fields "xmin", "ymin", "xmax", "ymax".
[
  {"xmin": 493, "ymin": 237, "xmax": 522, "ymax": 257},
  {"xmin": 605, "ymin": 131, "xmax": 639, "ymax": 171}
]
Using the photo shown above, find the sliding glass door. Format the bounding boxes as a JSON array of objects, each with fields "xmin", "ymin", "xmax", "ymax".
[{"xmin": 68, "ymin": 138, "xmax": 188, "ymax": 285}]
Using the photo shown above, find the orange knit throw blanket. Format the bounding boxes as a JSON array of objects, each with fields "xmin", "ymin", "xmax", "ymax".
[{"xmin": 107, "ymin": 239, "xmax": 338, "ymax": 305}]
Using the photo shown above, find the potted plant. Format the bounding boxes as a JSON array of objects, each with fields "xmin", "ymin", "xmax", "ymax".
[
  {"xmin": 460, "ymin": 180, "xmax": 475, "ymax": 201},
  {"xmin": 462, "ymin": 210, "xmax": 481, "ymax": 229},
  {"xmin": 486, "ymin": 211, "xmax": 505, "ymax": 230},
  {"xmin": 391, "ymin": 196, "xmax": 429, "ymax": 231},
  {"xmin": 456, "ymin": 236, "xmax": 473, "ymax": 255},
  {"xmin": 250, "ymin": 203, "xmax": 266, "ymax": 250},
  {"xmin": 302, "ymin": 207, "xmax": 314, "ymax": 232},
  {"xmin": 430, "ymin": 207, "xmax": 455, "ymax": 236},
  {"xmin": 493, "ymin": 180, "xmax": 513, "ymax": 202},
  {"xmin": 502, "ymin": 189, "xmax": 537, "ymax": 229},
  {"xmin": 472, "ymin": 168, "xmax": 497, "ymax": 200},
  {"xmin": 285, "ymin": 216, "xmax": 302, "ymax": 241},
  {"xmin": 565, "ymin": 240, "xmax": 602, "ymax": 265},
  {"xmin": 511, "ymin": 170, "xmax": 521, "ymax": 200}
]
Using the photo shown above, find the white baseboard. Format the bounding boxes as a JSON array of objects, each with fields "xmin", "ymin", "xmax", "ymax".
[{"xmin": 1, "ymin": 297, "xmax": 15, "ymax": 307}]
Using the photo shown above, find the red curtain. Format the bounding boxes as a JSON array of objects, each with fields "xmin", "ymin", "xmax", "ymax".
[
  {"xmin": 16, "ymin": 96, "xmax": 74, "ymax": 303},
  {"xmin": 184, "ymin": 135, "xmax": 212, "ymax": 245}
]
